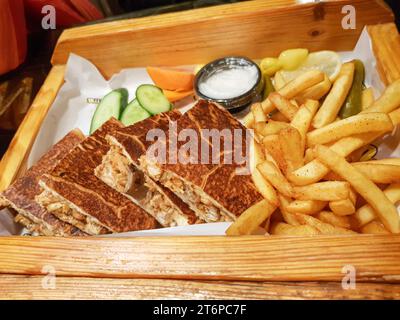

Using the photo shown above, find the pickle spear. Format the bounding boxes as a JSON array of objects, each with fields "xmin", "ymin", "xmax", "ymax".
[
  {"xmin": 263, "ymin": 74, "xmax": 276, "ymax": 100},
  {"xmin": 339, "ymin": 59, "xmax": 365, "ymax": 118}
]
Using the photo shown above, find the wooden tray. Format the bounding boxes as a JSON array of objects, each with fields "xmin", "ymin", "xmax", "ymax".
[{"xmin": 1, "ymin": 0, "xmax": 400, "ymax": 299}]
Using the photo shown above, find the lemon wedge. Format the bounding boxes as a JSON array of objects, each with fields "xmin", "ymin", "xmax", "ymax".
[{"xmin": 278, "ymin": 50, "xmax": 342, "ymax": 83}]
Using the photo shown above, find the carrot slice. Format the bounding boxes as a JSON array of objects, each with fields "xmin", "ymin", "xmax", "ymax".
[
  {"xmin": 163, "ymin": 89, "xmax": 193, "ymax": 102},
  {"xmin": 147, "ymin": 67, "xmax": 194, "ymax": 92}
]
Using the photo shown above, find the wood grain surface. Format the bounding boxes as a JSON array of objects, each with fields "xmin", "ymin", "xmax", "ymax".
[
  {"xmin": 1, "ymin": 275, "xmax": 399, "ymax": 300},
  {"xmin": 0, "ymin": 65, "xmax": 66, "ymax": 192},
  {"xmin": 0, "ymin": 235, "xmax": 399, "ymax": 282},
  {"xmin": 368, "ymin": 23, "xmax": 400, "ymax": 85},
  {"xmin": 52, "ymin": 0, "xmax": 393, "ymax": 78}
]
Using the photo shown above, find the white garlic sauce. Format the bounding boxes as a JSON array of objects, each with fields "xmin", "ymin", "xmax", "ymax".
[{"xmin": 199, "ymin": 65, "xmax": 258, "ymax": 99}]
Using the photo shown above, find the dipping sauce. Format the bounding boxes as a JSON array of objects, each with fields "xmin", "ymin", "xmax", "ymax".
[{"xmin": 198, "ymin": 65, "xmax": 259, "ymax": 99}]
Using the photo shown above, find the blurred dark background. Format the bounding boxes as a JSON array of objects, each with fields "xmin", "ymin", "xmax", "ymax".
[{"xmin": 0, "ymin": 0, "xmax": 399, "ymax": 158}]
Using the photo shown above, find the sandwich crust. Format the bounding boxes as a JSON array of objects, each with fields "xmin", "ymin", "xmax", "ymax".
[{"xmin": 1, "ymin": 129, "xmax": 87, "ymax": 236}]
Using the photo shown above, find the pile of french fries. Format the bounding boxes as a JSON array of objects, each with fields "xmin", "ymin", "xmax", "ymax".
[{"xmin": 227, "ymin": 65, "xmax": 400, "ymax": 236}]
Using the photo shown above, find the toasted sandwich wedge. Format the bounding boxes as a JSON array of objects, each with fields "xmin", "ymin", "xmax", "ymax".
[
  {"xmin": 139, "ymin": 100, "xmax": 263, "ymax": 222},
  {"xmin": 0, "ymin": 129, "xmax": 87, "ymax": 236},
  {"xmin": 95, "ymin": 111, "xmax": 199, "ymax": 227},
  {"xmin": 36, "ymin": 119, "xmax": 159, "ymax": 235}
]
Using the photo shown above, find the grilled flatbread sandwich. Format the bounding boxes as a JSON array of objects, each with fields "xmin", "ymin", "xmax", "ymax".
[{"xmin": 36, "ymin": 119, "xmax": 159, "ymax": 235}]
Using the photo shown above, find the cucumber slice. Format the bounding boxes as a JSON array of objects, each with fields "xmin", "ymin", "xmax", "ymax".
[
  {"xmin": 90, "ymin": 88, "xmax": 128, "ymax": 134},
  {"xmin": 136, "ymin": 84, "xmax": 171, "ymax": 115},
  {"xmin": 120, "ymin": 98, "xmax": 151, "ymax": 126}
]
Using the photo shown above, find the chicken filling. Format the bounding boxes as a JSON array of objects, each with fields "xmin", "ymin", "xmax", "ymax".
[
  {"xmin": 95, "ymin": 145, "xmax": 144, "ymax": 195},
  {"xmin": 36, "ymin": 190, "xmax": 110, "ymax": 235},
  {"xmin": 140, "ymin": 158, "xmax": 233, "ymax": 223},
  {"xmin": 140, "ymin": 177, "xmax": 189, "ymax": 227}
]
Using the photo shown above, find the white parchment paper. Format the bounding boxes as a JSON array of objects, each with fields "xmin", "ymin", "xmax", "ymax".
[{"xmin": 0, "ymin": 27, "xmax": 393, "ymax": 237}]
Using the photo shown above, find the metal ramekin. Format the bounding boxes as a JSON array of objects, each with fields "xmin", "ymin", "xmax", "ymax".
[{"xmin": 194, "ymin": 56, "xmax": 263, "ymax": 113}]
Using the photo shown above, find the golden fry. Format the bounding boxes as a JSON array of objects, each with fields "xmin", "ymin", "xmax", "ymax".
[
  {"xmin": 258, "ymin": 161, "xmax": 294, "ymax": 197},
  {"xmin": 293, "ymin": 181, "xmax": 350, "ymax": 201},
  {"xmin": 270, "ymin": 222, "xmax": 320, "ymax": 236},
  {"xmin": 361, "ymin": 221, "xmax": 390, "ymax": 234},
  {"xmin": 329, "ymin": 188, "xmax": 356, "ymax": 216},
  {"xmin": 354, "ymin": 183, "xmax": 400, "ymax": 228},
  {"xmin": 288, "ymin": 132, "xmax": 382, "ymax": 186},
  {"xmin": 314, "ymin": 144, "xmax": 400, "ymax": 233},
  {"xmin": 285, "ymin": 200, "xmax": 327, "ymax": 215},
  {"xmin": 278, "ymin": 194, "xmax": 300, "ymax": 226},
  {"xmin": 315, "ymin": 211, "xmax": 351, "ymax": 229},
  {"xmin": 291, "ymin": 99, "xmax": 319, "ymax": 151},
  {"xmin": 295, "ymin": 214, "xmax": 356, "ymax": 235},
  {"xmin": 269, "ymin": 92, "xmax": 298, "ymax": 121},
  {"xmin": 361, "ymin": 78, "xmax": 400, "ymax": 114},
  {"xmin": 312, "ymin": 63, "xmax": 355, "ymax": 128},
  {"xmin": 252, "ymin": 102, "xmax": 268, "ymax": 123},
  {"xmin": 251, "ymin": 167, "xmax": 279, "ymax": 206},
  {"xmin": 226, "ymin": 199, "xmax": 276, "ymax": 236},
  {"xmin": 262, "ymin": 135, "xmax": 287, "ymax": 173},
  {"xmin": 257, "ymin": 120, "xmax": 290, "ymax": 136},
  {"xmin": 361, "ymin": 87, "xmax": 374, "ymax": 110},
  {"xmin": 278, "ymin": 126, "xmax": 304, "ymax": 173},
  {"xmin": 296, "ymin": 74, "xmax": 332, "ymax": 103},
  {"xmin": 307, "ymin": 113, "xmax": 393, "ymax": 147}
]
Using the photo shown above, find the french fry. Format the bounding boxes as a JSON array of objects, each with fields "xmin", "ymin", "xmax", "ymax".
[
  {"xmin": 307, "ymin": 113, "xmax": 394, "ymax": 147},
  {"xmin": 270, "ymin": 222, "xmax": 320, "ymax": 236},
  {"xmin": 293, "ymin": 181, "xmax": 350, "ymax": 201},
  {"xmin": 278, "ymin": 194, "xmax": 300, "ymax": 225},
  {"xmin": 252, "ymin": 102, "xmax": 268, "ymax": 122},
  {"xmin": 349, "ymin": 163, "xmax": 400, "ymax": 184},
  {"xmin": 251, "ymin": 167, "xmax": 279, "ymax": 206},
  {"xmin": 294, "ymin": 214, "xmax": 356, "ymax": 235},
  {"xmin": 270, "ymin": 111, "xmax": 290, "ymax": 122},
  {"xmin": 361, "ymin": 87, "xmax": 374, "ymax": 110},
  {"xmin": 361, "ymin": 78, "xmax": 400, "ymax": 114},
  {"xmin": 269, "ymin": 92, "xmax": 298, "ymax": 121},
  {"xmin": 303, "ymin": 148, "xmax": 314, "ymax": 163},
  {"xmin": 262, "ymin": 135, "xmax": 287, "ymax": 173},
  {"xmin": 256, "ymin": 120, "xmax": 290, "ymax": 136},
  {"xmin": 389, "ymin": 107, "xmax": 400, "ymax": 125},
  {"xmin": 291, "ymin": 99, "xmax": 319, "ymax": 151},
  {"xmin": 329, "ymin": 188, "xmax": 356, "ymax": 216},
  {"xmin": 258, "ymin": 161, "xmax": 293, "ymax": 197},
  {"xmin": 288, "ymin": 131, "xmax": 383, "ymax": 186},
  {"xmin": 285, "ymin": 200, "xmax": 327, "ymax": 215},
  {"xmin": 325, "ymin": 163, "xmax": 400, "ymax": 184},
  {"xmin": 315, "ymin": 211, "xmax": 351, "ymax": 229},
  {"xmin": 278, "ymin": 126, "xmax": 303, "ymax": 173},
  {"xmin": 312, "ymin": 63, "xmax": 355, "ymax": 128},
  {"xmin": 314, "ymin": 144, "xmax": 400, "ymax": 233},
  {"xmin": 274, "ymin": 71, "xmax": 287, "ymax": 90},
  {"xmin": 226, "ymin": 199, "xmax": 276, "ymax": 235},
  {"xmin": 357, "ymin": 158, "xmax": 400, "ymax": 166},
  {"xmin": 296, "ymin": 74, "xmax": 332, "ymax": 103},
  {"xmin": 244, "ymin": 70, "xmax": 325, "ymax": 127},
  {"xmin": 361, "ymin": 221, "xmax": 390, "ymax": 234},
  {"xmin": 354, "ymin": 183, "xmax": 400, "ymax": 228}
]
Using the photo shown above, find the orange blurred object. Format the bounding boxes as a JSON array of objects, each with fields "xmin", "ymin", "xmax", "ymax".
[
  {"xmin": 163, "ymin": 89, "xmax": 194, "ymax": 102},
  {"xmin": 147, "ymin": 67, "xmax": 194, "ymax": 92},
  {"xmin": 0, "ymin": 0, "xmax": 27, "ymax": 75}
]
